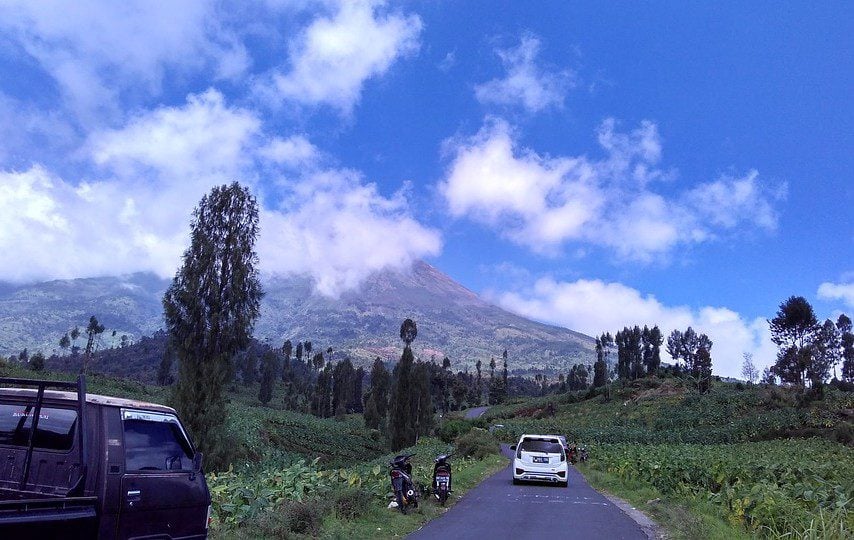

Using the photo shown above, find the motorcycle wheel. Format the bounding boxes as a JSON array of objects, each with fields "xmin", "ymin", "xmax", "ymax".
[{"xmin": 396, "ymin": 493, "xmax": 407, "ymax": 514}]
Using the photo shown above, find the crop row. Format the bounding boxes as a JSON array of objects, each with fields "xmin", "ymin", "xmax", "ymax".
[{"xmin": 591, "ymin": 439, "xmax": 853, "ymax": 535}]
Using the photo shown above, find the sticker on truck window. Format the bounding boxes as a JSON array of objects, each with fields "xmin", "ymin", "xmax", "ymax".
[{"xmin": 0, "ymin": 404, "xmax": 77, "ymax": 451}]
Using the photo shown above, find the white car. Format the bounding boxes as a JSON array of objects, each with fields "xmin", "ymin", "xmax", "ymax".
[{"xmin": 511, "ymin": 434, "xmax": 568, "ymax": 487}]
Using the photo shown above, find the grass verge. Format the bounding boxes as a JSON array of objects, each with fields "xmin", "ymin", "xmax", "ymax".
[
  {"xmin": 211, "ymin": 445, "xmax": 507, "ymax": 539},
  {"xmin": 578, "ymin": 463, "xmax": 751, "ymax": 540}
]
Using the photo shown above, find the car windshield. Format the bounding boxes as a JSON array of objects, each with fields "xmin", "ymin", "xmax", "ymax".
[{"xmin": 519, "ymin": 439, "xmax": 563, "ymax": 454}]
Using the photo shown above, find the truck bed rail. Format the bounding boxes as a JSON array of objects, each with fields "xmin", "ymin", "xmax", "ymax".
[{"xmin": 0, "ymin": 375, "xmax": 88, "ymax": 495}]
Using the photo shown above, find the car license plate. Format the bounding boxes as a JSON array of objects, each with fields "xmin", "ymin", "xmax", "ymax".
[{"xmin": 533, "ymin": 456, "xmax": 548, "ymax": 463}]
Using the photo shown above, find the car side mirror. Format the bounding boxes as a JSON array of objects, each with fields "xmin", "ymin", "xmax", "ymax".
[
  {"xmin": 510, "ymin": 445, "xmax": 516, "ymax": 451},
  {"xmin": 192, "ymin": 452, "xmax": 203, "ymax": 472}
]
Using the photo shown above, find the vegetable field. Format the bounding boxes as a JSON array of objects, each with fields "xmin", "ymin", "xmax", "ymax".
[{"xmin": 593, "ymin": 439, "xmax": 853, "ymax": 536}]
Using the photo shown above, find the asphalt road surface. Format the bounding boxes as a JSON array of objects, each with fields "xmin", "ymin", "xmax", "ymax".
[
  {"xmin": 408, "ymin": 445, "xmax": 649, "ymax": 540},
  {"xmin": 464, "ymin": 406, "xmax": 490, "ymax": 419}
]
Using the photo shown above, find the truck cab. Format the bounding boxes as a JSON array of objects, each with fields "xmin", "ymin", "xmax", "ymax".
[{"xmin": 0, "ymin": 376, "xmax": 211, "ymax": 539}]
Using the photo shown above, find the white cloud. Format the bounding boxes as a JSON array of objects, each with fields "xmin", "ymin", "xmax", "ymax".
[
  {"xmin": 259, "ymin": 169, "xmax": 442, "ymax": 296},
  {"xmin": 439, "ymin": 118, "xmax": 784, "ymax": 260},
  {"xmin": 267, "ymin": 0, "xmax": 422, "ymax": 112},
  {"xmin": 685, "ymin": 170, "xmax": 786, "ymax": 231},
  {"xmin": 0, "ymin": 89, "xmax": 440, "ymax": 297},
  {"xmin": 494, "ymin": 277, "xmax": 777, "ymax": 377},
  {"xmin": 818, "ymin": 281, "xmax": 854, "ymax": 309},
  {"xmin": 0, "ymin": 1, "xmax": 248, "ymax": 120},
  {"xmin": 89, "ymin": 89, "xmax": 261, "ymax": 183},
  {"xmin": 475, "ymin": 33, "xmax": 572, "ymax": 113},
  {"xmin": 259, "ymin": 135, "xmax": 320, "ymax": 167},
  {"xmin": 0, "ymin": 165, "xmax": 188, "ymax": 282}
]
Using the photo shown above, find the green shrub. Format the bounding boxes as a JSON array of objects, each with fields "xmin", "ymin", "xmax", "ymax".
[
  {"xmin": 256, "ymin": 499, "xmax": 326, "ymax": 537},
  {"xmin": 330, "ymin": 487, "xmax": 370, "ymax": 520},
  {"xmin": 438, "ymin": 419, "xmax": 473, "ymax": 443},
  {"xmin": 455, "ymin": 428, "xmax": 499, "ymax": 460}
]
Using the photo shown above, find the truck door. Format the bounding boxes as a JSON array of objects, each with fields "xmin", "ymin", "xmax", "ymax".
[{"xmin": 116, "ymin": 410, "xmax": 209, "ymax": 539}]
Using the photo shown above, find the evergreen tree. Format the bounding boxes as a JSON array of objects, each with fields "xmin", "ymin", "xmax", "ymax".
[
  {"xmin": 412, "ymin": 361, "xmax": 433, "ymax": 440},
  {"xmin": 649, "ymin": 325, "xmax": 663, "ymax": 374},
  {"xmin": 281, "ymin": 339, "xmax": 293, "ymax": 381},
  {"xmin": 451, "ymin": 375, "xmax": 468, "ymax": 410},
  {"xmin": 593, "ymin": 334, "xmax": 609, "ymax": 388},
  {"xmin": 59, "ymin": 333, "xmax": 71, "ymax": 354},
  {"xmin": 295, "ymin": 341, "xmax": 303, "ymax": 365},
  {"xmin": 694, "ymin": 346, "xmax": 713, "ymax": 393},
  {"xmin": 163, "ymin": 182, "xmax": 262, "ymax": 466},
  {"xmin": 332, "ymin": 359, "xmax": 356, "ymax": 416},
  {"xmin": 769, "ymin": 296, "xmax": 818, "ymax": 386},
  {"xmin": 351, "ymin": 367, "xmax": 365, "ymax": 414},
  {"xmin": 258, "ymin": 349, "xmax": 277, "ymax": 404},
  {"xmin": 388, "ymin": 345, "xmax": 415, "ymax": 450},
  {"xmin": 29, "ymin": 351, "xmax": 45, "ymax": 372},
  {"xmin": 502, "ymin": 350, "xmax": 508, "ymax": 389},
  {"xmin": 400, "ymin": 319, "xmax": 417, "ymax": 346},
  {"xmin": 367, "ymin": 357, "xmax": 390, "ymax": 422},
  {"xmin": 838, "ymin": 314, "xmax": 854, "ymax": 383},
  {"xmin": 304, "ymin": 341, "xmax": 313, "ymax": 366},
  {"xmin": 809, "ymin": 319, "xmax": 840, "ymax": 390},
  {"xmin": 156, "ymin": 341, "xmax": 176, "ymax": 386},
  {"xmin": 475, "ymin": 359, "xmax": 482, "ymax": 404}
]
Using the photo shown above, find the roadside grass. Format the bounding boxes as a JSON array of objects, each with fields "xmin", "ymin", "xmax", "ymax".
[
  {"xmin": 319, "ymin": 451, "xmax": 507, "ymax": 539},
  {"xmin": 210, "ymin": 436, "xmax": 508, "ymax": 539},
  {"xmin": 579, "ymin": 464, "xmax": 750, "ymax": 540}
]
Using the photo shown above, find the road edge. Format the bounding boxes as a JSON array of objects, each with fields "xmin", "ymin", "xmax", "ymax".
[{"xmin": 594, "ymin": 488, "xmax": 666, "ymax": 540}]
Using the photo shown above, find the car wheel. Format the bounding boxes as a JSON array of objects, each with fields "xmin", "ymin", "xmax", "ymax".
[
  {"xmin": 561, "ymin": 481, "xmax": 569, "ymax": 488},
  {"xmin": 512, "ymin": 478, "xmax": 520, "ymax": 485}
]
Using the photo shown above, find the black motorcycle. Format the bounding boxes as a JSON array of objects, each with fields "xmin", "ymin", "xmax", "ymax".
[
  {"xmin": 432, "ymin": 453, "xmax": 453, "ymax": 506},
  {"xmin": 389, "ymin": 453, "xmax": 418, "ymax": 514}
]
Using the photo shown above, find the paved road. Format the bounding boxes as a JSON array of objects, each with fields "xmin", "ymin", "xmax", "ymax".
[
  {"xmin": 464, "ymin": 406, "xmax": 490, "ymax": 419},
  {"xmin": 408, "ymin": 446, "xmax": 648, "ymax": 540}
]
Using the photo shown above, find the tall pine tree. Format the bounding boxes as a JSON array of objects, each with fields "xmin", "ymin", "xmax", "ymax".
[{"xmin": 163, "ymin": 182, "xmax": 262, "ymax": 467}]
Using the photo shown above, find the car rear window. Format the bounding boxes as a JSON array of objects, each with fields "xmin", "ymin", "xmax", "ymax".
[
  {"xmin": 519, "ymin": 439, "xmax": 563, "ymax": 454},
  {"xmin": 123, "ymin": 415, "xmax": 194, "ymax": 472},
  {"xmin": 0, "ymin": 403, "xmax": 78, "ymax": 451}
]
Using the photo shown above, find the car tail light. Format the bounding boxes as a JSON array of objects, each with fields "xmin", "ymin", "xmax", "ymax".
[
  {"xmin": 558, "ymin": 470, "xmax": 566, "ymax": 478},
  {"xmin": 515, "ymin": 468, "xmax": 524, "ymax": 475},
  {"xmin": 561, "ymin": 453, "xmax": 566, "ymax": 462}
]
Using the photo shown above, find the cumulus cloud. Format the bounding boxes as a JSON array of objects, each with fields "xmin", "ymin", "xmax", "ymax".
[
  {"xmin": 0, "ymin": 89, "xmax": 440, "ymax": 296},
  {"xmin": 475, "ymin": 33, "xmax": 572, "ymax": 113},
  {"xmin": 259, "ymin": 135, "xmax": 321, "ymax": 168},
  {"xmin": 0, "ymin": 1, "xmax": 248, "ymax": 120},
  {"xmin": 818, "ymin": 281, "xmax": 854, "ymax": 309},
  {"xmin": 439, "ymin": 118, "xmax": 784, "ymax": 260},
  {"xmin": 260, "ymin": 169, "xmax": 442, "ymax": 296},
  {"xmin": 89, "ymin": 89, "xmax": 262, "ymax": 183},
  {"xmin": 267, "ymin": 0, "xmax": 422, "ymax": 112},
  {"xmin": 494, "ymin": 277, "xmax": 777, "ymax": 377}
]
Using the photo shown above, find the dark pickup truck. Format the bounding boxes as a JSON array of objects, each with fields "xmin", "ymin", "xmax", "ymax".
[{"xmin": 0, "ymin": 376, "xmax": 211, "ymax": 539}]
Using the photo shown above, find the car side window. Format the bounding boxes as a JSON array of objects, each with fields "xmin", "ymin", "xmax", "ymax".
[
  {"xmin": 123, "ymin": 416, "xmax": 194, "ymax": 472},
  {"xmin": 0, "ymin": 403, "xmax": 77, "ymax": 451}
]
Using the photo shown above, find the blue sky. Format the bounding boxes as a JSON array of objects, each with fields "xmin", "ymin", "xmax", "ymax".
[{"xmin": 0, "ymin": 1, "xmax": 851, "ymax": 376}]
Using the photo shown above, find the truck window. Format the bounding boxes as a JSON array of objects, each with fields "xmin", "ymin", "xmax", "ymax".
[
  {"xmin": 124, "ymin": 418, "xmax": 194, "ymax": 472},
  {"xmin": 0, "ymin": 404, "xmax": 77, "ymax": 451}
]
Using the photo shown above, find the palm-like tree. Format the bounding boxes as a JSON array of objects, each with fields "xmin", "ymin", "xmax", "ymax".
[{"xmin": 400, "ymin": 319, "xmax": 417, "ymax": 347}]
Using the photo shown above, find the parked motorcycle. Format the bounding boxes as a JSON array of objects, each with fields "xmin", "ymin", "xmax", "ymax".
[
  {"xmin": 389, "ymin": 453, "xmax": 418, "ymax": 514},
  {"xmin": 578, "ymin": 445, "xmax": 589, "ymax": 462},
  {"xmin": 432, "ymin": 453, "xmax": 452, "ymax": 505}
]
